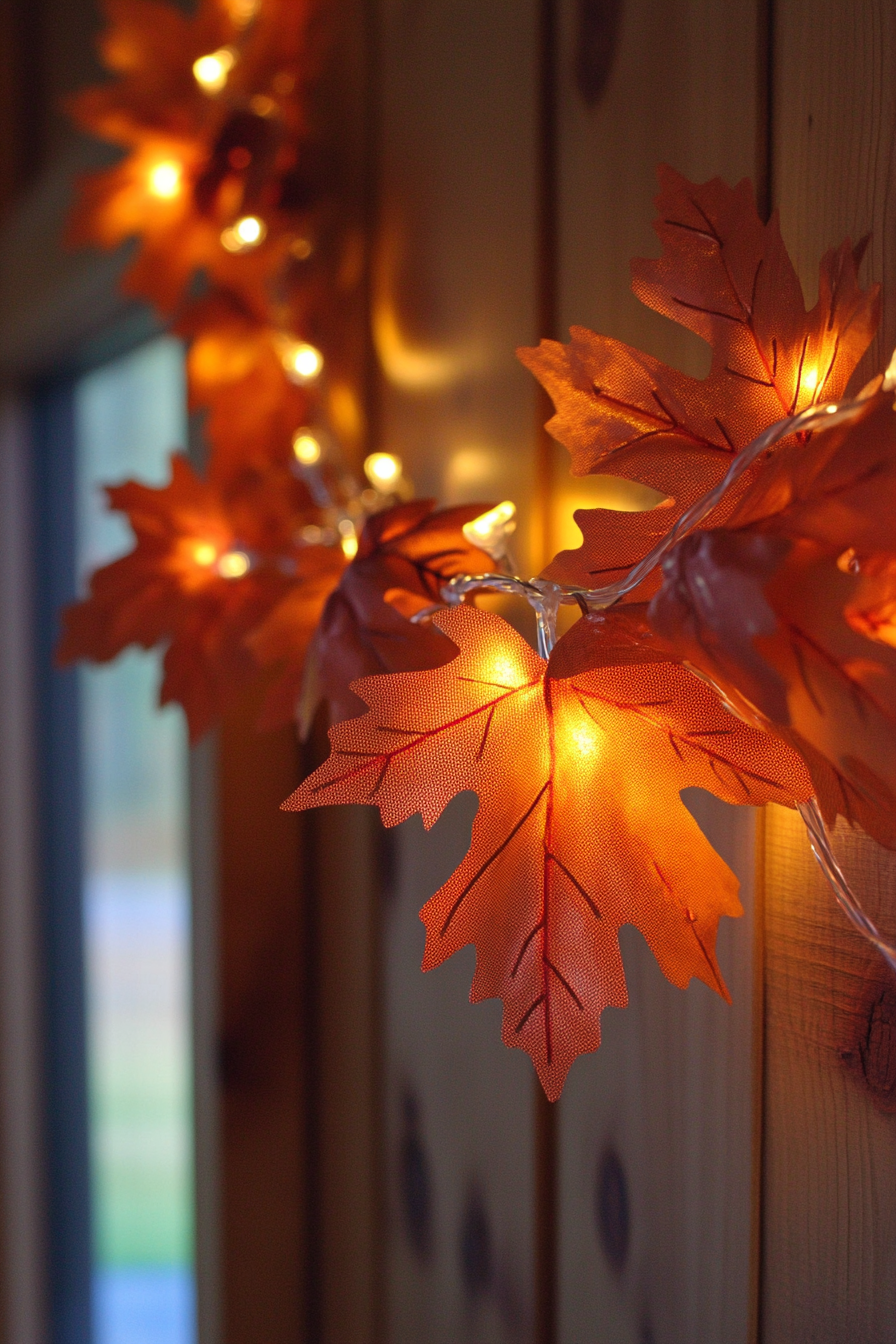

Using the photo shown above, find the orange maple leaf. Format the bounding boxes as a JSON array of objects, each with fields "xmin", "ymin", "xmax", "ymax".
[
  {"xmin": 256, "ymin": 499, "xmax": 496, "ymax": 734},
  {"xmin": 57, "ymin": 453, "xmax": 336, "ymax": 740},
  {"xmin": 650, "ymin": 389, "xmax": 896, "ymax": 846},
  {"xmin": 67, "ymin": 0, "xmax": 316, "ymax": 315},
  {"xmin": 519, "ymin": 166, "xmax": 880, "ymax": 597},
  {"xmin": 284, "ymin": 605, "xmax": 812, "ymax": 1097}
]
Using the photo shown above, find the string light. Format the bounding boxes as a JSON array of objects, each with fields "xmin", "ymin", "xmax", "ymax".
[
  {"xmin": 192, "ymin": 541, "xmax": 218, "ymax": 567},
  {"xmin": 193, "ymin": 47, "xmax": 236, "ymax": 93},
  {"xmin": 220, "ymin": 215, "xmax": 267, "ymax": 252},
  {"xmin": 363, "ymin": 452, "xmax": 402, "ymax": 489},
  {"xmin": 217, "ymin": 550, "xmax": 251, "ymax": 578},
  {"xmin": 280, "ymin": 341, "xmax": 324, "ymax": 383},
  {"xmin": 462, "ymin": 500, "xmax": 517, "ymax": 559},
  {"xmin": 148, "ymin": 161, "xmax": 182, "ymax": 199},
  {"xmin": 292, "ymin": 429, "xmax": 322, "ymax": 465},
  {"xmin": 800, "ymin": 366, "xmax": 819, "ymax": 394},
  {"xmin": 338, "ymin": 518, "xmax": 358, "ymax": 559}
]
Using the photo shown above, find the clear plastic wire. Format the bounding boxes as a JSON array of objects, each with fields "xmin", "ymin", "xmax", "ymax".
[
  {"xmin": 798, "ymin": 800, "xmax": 896, "ymax": 974},
  {"xmin": 441, "ymin": 383, "xmax": 896, "ymax": 974}
]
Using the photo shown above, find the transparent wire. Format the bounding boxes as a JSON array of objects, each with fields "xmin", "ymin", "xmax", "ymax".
[
  {"xmin": 798, "ymin": 800, "xmax": 896, "ymax": 974},
  {"xmin": 441, "ymin": 383, "xmax": 896, "ymax": 973}
]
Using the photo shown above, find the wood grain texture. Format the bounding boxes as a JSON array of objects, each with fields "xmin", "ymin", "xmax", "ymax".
[
  {"xmin": 309, "ymin": 802, "xmax": 382, "ymax": 1344},
  {"xmin": 760, "ymin": 810, "xmax": 896, "ymax": 1342},
  {"xmin": 761, "ymin": 6, "xmax": 896, "ymax": 1338},
  {"xmin": 216, "ymin": 690, "xmax": 307, "ymax": 1344},
  {"xmin": 773, "ymin": 0, "xmax": 896, "ymax": 389},
  {"xmin": 373, "ymin": 2, "xmax": 542, "ymax": 1338},
  {"xmin": 553, "ymin": 1, "xmax": 764, "ymax": 1338},
  {"xmin": 384, "ymin": 798, "xmax": 536, "ymax": 1343}
]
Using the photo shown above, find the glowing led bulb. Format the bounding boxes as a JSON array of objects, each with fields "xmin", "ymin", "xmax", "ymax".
[
  {"xmin": 193, "ymin": 47, "xmax": 236, "ymax": 93},
  {"xmin": 292, "ymin": 429, "xmax": 322, "ymax": 465},
  {"xmin": 462, "ymin": 501, "xmax": 517, "ymax": 558},
  {"xmin": 363, "ymin": 452, "xmax": 402, "ymax": 489},
  {"xmin": 148, "ymin": 161, "xmax": 182, "ymax": 199},
  {"xmin": 801, "ymin": 366, "xmax": 819, "ymax": 394},
  {"xmin": 217, "ymin": 550, "xmax": 250, "ymax": 578},
  {"xmin": 220, "ymin": 215, "xmax": 267, "ymax": 252},
  {"xmin": 192, "ymin": 541, "xmax": 218, "ymax": 567},
  {"xmin": 280, "ymin": 341, "xmax": 323, "ymax": 383},
  {"xmin": 338, "ymin": 518, "xmax": 359, "ymax": 559}
]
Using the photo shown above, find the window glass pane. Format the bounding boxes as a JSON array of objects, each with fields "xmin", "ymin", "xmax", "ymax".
[{"xmin": 74, "ymin": 337, "xmax": 195, "ymax": 1344}]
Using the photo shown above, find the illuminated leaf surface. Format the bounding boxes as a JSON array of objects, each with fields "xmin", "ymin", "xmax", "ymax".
[
  {"xmin": 57, "ymin": 454, "xmax": 335, "ymax": 740},
  {"xmin": 285, "ymin": 605, "xmax": 811, "ymax": 1097},
  {"xmin": 295, "ymin": 499, "xmax": 495, "ymax": 734},
  {"xmin": 68, "ymin": 0, "xmax": 316, "ymax": 314},
  {"xmin": 651, "ymin": 391, "xmax": 896, "ymax": 846},
  {"xmin": 519, "ymin": 166, "xmax": 880, "ymax": 594}
]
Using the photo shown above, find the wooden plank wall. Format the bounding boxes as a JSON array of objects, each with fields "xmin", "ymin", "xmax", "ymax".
[
  {"xmin": 761, "ymin": 3, "xmax": 896, "ymax": 1340},
  {"xmin": 553, "ymin": 2, "xmax": 764, "ymax": 1340},
  {"xmin": 311, "ymin": 1, "xmax": 896, "ymax": 1340},
  {"xmin": 372, "ymin": 1, "xmax": 543, "ymax": 1339}
]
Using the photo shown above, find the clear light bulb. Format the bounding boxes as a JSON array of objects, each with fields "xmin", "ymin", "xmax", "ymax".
[
  {"xmin": 220, "ymin": 215, "xmax": 267, "ymax": 252},
  {"xmin": 216, "ymin": 550, "xmax": 251, "ymax": 579},
  {"xmin": 363, "ymin": 452, "xmax": 402, "ymax": 489},
  {"xmin": 292, "ymin": 429, "xmax": 322, "ymax": 465},
  {"xmin": 338, "ymin": 519, "xmax": 359, "ymax": 559},
  {"xmin": 462, "ymin": 501, "xmax": 517, "ymax": 558},
  {"xmin": 280, "ymin": 341, "xmax": 323, "ymax": 384},
  {"xmin": 193, "ymin": 47, "xmax": 236, "ymax": 93},
  {"xmin": 148, "ymin": 161, "xmax": 182, "ymax": 199}
]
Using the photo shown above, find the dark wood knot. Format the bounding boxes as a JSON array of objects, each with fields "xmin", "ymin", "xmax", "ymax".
[
  {"xmin": 595, "ymin": 1146, "xmax": 630, "ymax": 1274},
  {"xmin": 840, "ymin": 985, "xmax": 896, "ymax": 1113}
]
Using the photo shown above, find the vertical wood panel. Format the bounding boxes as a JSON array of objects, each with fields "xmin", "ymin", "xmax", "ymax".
[
  {"xmin": 761, "ymin": 810, "xmax": 896, "ymax": 1341},
  {"xmin": 374, "ymin": 0, "xmax": 542, "ymax": 1338},
  {"xmin": 553, "ymin": 2, "xmax": 764, "ymax": 1338},
  {"xmin": 762, "ymin": 6, "xmax": 896, "ymax": 1337},
  {"xmin": 217, "ymin": 695, "xmax": 307, "ymax": 1344}
]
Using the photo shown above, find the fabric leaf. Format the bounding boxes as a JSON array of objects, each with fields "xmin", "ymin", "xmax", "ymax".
[
  {"xmin": 519, "ymin": 166, "xmax": 880, "ymax": 594},
  {"xmin": 57, "ymin": 453, "xmax": 334, "ymax": 740},
  {"xmin": 284, "ymin": 605, "xmax": 812, "ymax": 1097},
  {"xmin": 293, "ymin": 499, "xmax": 496, "ymax": 735},
  {"xmin": 650, "ymin": 389, "xmax": 896, "ymax": 846}
]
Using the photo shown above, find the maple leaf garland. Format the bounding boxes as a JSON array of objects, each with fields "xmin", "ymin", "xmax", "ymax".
[
  {"xmin": 275, "ymin": 499, "xmax": 496, "ymax": 734},
  {"xmin": 69, "ymin": 0, "xmax": 317, "ymax": 315},
  {"xmin": 518, "ymin": 166, "xmax": 880, "ymax": 599},
  {"xmin": 57, "ymin": 454, "xmax": 337, "ymax": 740},
  {"xmin": 650, "ymin": 387, "xmax": 896, "ymax": 848},
  {"xmin": 284, "ymin": 605, "xmax": 812, "ymax": 1098}
]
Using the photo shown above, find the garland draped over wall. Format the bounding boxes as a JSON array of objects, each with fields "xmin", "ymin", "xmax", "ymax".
[{"xmin": 62, "ymin": 0, "xmax": 896, "ymax": 1098}]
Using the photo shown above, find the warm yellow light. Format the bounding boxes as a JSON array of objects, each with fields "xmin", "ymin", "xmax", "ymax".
[
  {"xmin": 801, "ymin": 366, "xmax": 819, "ymax": 394},
  {"xmin": 338, "ymin": 519, "xmax": 358, "ymax": 559},
  {"xmin": 483, "ymin": 655, "xmax": 526, "ymax": 688},
  {"xmin": 281, "ymin": 341, "xmax": 324, "ymax": 383},
  {"xmin": 225, "ymin": 0, "xmax": 259, "ymax": 24},
  {"xmin": 462, "ymin": 501, "xmax": 517, "ymax": 555},
  {"xmin": 217, "ymin": 550, "xmax": 250, "ymax": 579},
  {"xmin": 192, "ymin": 541, "xmax": 218, "ymax": 567},
  {"xmin": 825, "ymin": 403, "xmax": 838, "ymax": 414},
  {"xmin": 292, "ymin": 430, "xmax": 322, "ymax": 465},
  {"xmin": 148, "ymin": 161, "xmax": 182, "ymax": 199},
  {"xmin": 193, "ymin": 47, "xmax": 235, "ymax": 93},
  {"xmin": 220, "ymin": 215, "xmax": 267, "ymax": 252},
  {"xmin": 363, "ymin": 452, "xmax": 402, "ymax": 488},
  {"xmin": 570, "ymin": 721, "xmax": 600, "ymax": 758}
]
